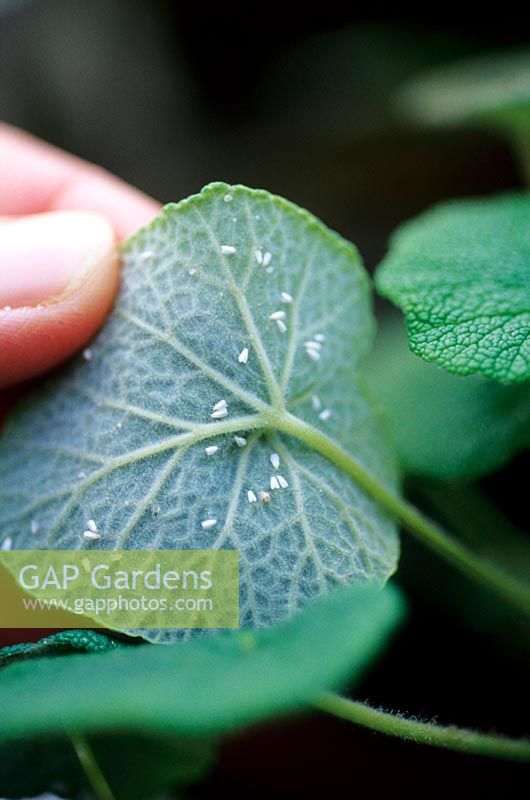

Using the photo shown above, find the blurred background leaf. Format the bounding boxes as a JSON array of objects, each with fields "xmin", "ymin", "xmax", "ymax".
[
  {"xmin": 0, "ymin": 584, "xmax": 404, "ymax": 741},
  {"xmin": 397, "ymin": 47, "xmax": 530, "ymax": 131},
  {"xmin": 369, "ymin": 316, "xmax": 530, "ymax": 480}
]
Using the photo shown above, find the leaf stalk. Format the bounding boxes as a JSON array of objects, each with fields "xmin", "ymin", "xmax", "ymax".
[
  {"xmin": 314, "ymin": 692, "xmax": 530, "ymax": 762},
  {"xmin": 70, "ymin": 732, "xmax": 116, "ymax": 800}
]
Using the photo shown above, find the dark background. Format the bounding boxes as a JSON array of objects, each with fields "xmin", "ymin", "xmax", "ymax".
[{"xmin": 1, "ymin": 2, "xmax": 529, "ymax": 797}]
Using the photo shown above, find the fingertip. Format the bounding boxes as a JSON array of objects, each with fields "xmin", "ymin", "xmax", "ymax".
[
  {"xmin": 0, "ymin": 124, "xmax": 162, "ymax": 239},
  {"xmin": 50, "ymin": 169, "xmax": 161, "ymax": 239},
  {"xmin": 0, "ymin": 211, "xmax": 120, "ymax": 388}
]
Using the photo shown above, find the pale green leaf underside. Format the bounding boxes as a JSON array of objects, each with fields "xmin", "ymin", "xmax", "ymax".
[
  {"xmin": 376, "ymin": 193, "xmax": 530, "ymax": 384},
  {"xmin": 0, "ymin": 183, "xmax": 398, "ymax": 642},
  {"xmin": 397, "ymin": 47, "xmax": 530, "ymax": 130},
  {"xmin": 0, "ymin": 583, "xmax": 404, "ymax": 741},
  {"xmin": 369, "ymin": 317, "xmax": 530, "ymax": 479}
]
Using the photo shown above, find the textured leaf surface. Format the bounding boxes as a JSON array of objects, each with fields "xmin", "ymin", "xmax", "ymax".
[
  {"xmin": 369, "ymin": 318, "xmax": 530, "ymax": 479},
  {"xmin": 0, "ymin": 583, "xmax": 404, "ymax": 740},
  {"xmin": 376, "ymin": 194, "xmax": 530, "ymax": 383},
  {"xmin": 397, "ymin": 47, "xmax": 530, "ymax": 130},
  {"xmin": 0, "ymin": 183, "xmax": 398, "ymax": 641},
  {"xmin": 0, "ymin": 630, "xmax": 126, "ymax": 668}
]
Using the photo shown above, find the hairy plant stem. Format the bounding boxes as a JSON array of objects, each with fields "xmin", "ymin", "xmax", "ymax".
[
  {"xmin": 313, "ymin": 692, "xmax": 530, "ymax": 762},
  {"xmin": 268, "ymin": 410, "xmax": 530, "ymax": 617},
  {"xmin": 70, "ymin": 732, "xmax": 116, "ymax": 800}
]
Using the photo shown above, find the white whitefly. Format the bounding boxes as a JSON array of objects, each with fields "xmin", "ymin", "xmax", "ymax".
[
  {"xmin": 224, "ymin": 194, "xmax": 233, "ymax": 203},
  {"xmin": 212, "ymin": 399, "xmax": 227, "ymax": 411},
  {"xmin": 277, "ymin": 475, "xmax": 289, "ymax": 489},
  {"xmin": 234, "ymin": 436, "xmax": 247, "ymax": 447},
  {"xmin": 270, "ymin": 476, "xmax": 280, "ymax": 490},
  {"xmin": 83, "ymin": 530, "xmax": 101, "ymax": 541},
  {"xmin": 82, "ymin": 348, "xmax": 93, "ymax": 362},
  {"xmin": 247, "ymin": 490, "xmax": 257, "ymax": 503},
  {"xmin": 87, "ymin": 519, "xmax": 98, "ymax": 533},
  {"xmin": 31, "ymin": 519, "xmax": 39, "ymax": 535},
  {"xmin": 201, "ymin": 519, "xmax": 217, "ymax": 530},
  {"xmin": 263, "ymin": 251, "xmax": 272, "ymax": 266},
  {"xmin": 305, "ymin": 347, "xmax": 321, "ymax": 362},
  {"xmin": 211, "ymin": 407, "xmax": 229, "ymax": 419},
  {"xmin": 314, "ymin": 333, "xmax": 326, "ymax": 342},
  {"xmin": 270, "ymin": 452, "xmax": 280, "ymax": 470},
  {"xmin": 281, "ymin": 292, "xmax": 293, "ymax": 304},
  {"xmin": 304, "ymin": 340, "xmax": 322, "ymax": 350},
  {"xmin": 238, "ymin": 347, "xmax": 249, "ymax": 364},
  {"xmin": 139, "ymin": 250, "xmax": 154, "ymax": 261},
  {"xmin": 269, "ymin": 310, "xmax": 286, "ymax": 321},
  {"xmin": 221, "ymin": 245, "xmax": 236, "ymax": 255},
  {"xmin": 319, "ymin": 409, "xmax": 332, "ymax": 421},
  {"xmin": 276, "ymin": 319, "xmax": 287, "ymax": 333},
  {"xmin": 312, "ymin": 395, "xmax": 322, "ymax": 411},
  {"xmin": 205, "ymin": 445, "xmax": 219, "ymax": 456},
  {"xmin": 254, "ymin": 249, "xmax": 263, "ymax": 265},
  {"xmin": 1, "ymin": 536, "xmax": 12, "ymax": 551}
]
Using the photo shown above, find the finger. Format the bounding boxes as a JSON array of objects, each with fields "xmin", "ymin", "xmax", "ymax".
[
  {"xmin": 0, "ymin": 123, "xmax": 161, "ymax": 239},
  {"xmin": 0, "ymin": 210, "xmax": 119, "ymax": 388}
]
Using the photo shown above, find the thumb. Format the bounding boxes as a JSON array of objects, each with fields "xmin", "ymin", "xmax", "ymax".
[{"xmin": 0, "ymin": 210, "xmax": 119, "ymax": 389}]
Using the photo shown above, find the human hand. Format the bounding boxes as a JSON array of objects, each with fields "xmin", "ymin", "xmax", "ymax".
[{"xmin": 0, "ymin": 124, "xmax": 161, "ymax": 392}]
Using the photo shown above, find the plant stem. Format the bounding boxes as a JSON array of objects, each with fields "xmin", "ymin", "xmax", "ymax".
[
  {"xmin": 273, "ymin": 411, "xmax": 530, "ymax": 617},
  {"xmin": 314, "ymin": 692, "xmax": 530, "ymax": 762},
  {"xmin": 70, "ymin": 732, "xmax": 116, "ymax": 800}
]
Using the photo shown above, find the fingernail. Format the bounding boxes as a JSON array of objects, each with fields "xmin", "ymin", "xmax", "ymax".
[{"xmin": 0, "ymin": 211, "xmax": 116, "ymax": 309}]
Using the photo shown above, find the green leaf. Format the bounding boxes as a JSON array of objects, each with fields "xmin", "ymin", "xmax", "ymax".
[
  {"xmin": 0, "ymin": 182, "xmax": 398, "ymax": 642},
  {"xmin": 368, "ymin": 316, "xmax": 530, "ymax": 479},
  {"xmin": 397, "ymin": 47, "xmax": 530, "ymax": 131},
  {"xmin": 0, "ymin": 583, "xmax": 404, "ymax": 741},
  {"xmin": 0, "ymin": 733, "xmax": 216, "ymax": 799},
  {"xmin": 376, "ymin": 193, "xmax": 530, "ymax": 384}
]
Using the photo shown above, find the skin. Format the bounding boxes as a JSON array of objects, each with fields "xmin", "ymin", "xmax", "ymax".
[
  {"xmin": 0, "ymin": 124, "xmax": 161, "ymax": 644},
  {"xmin": 0, "ymin": 124, "xmax": 161, "ymax": 390}
]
